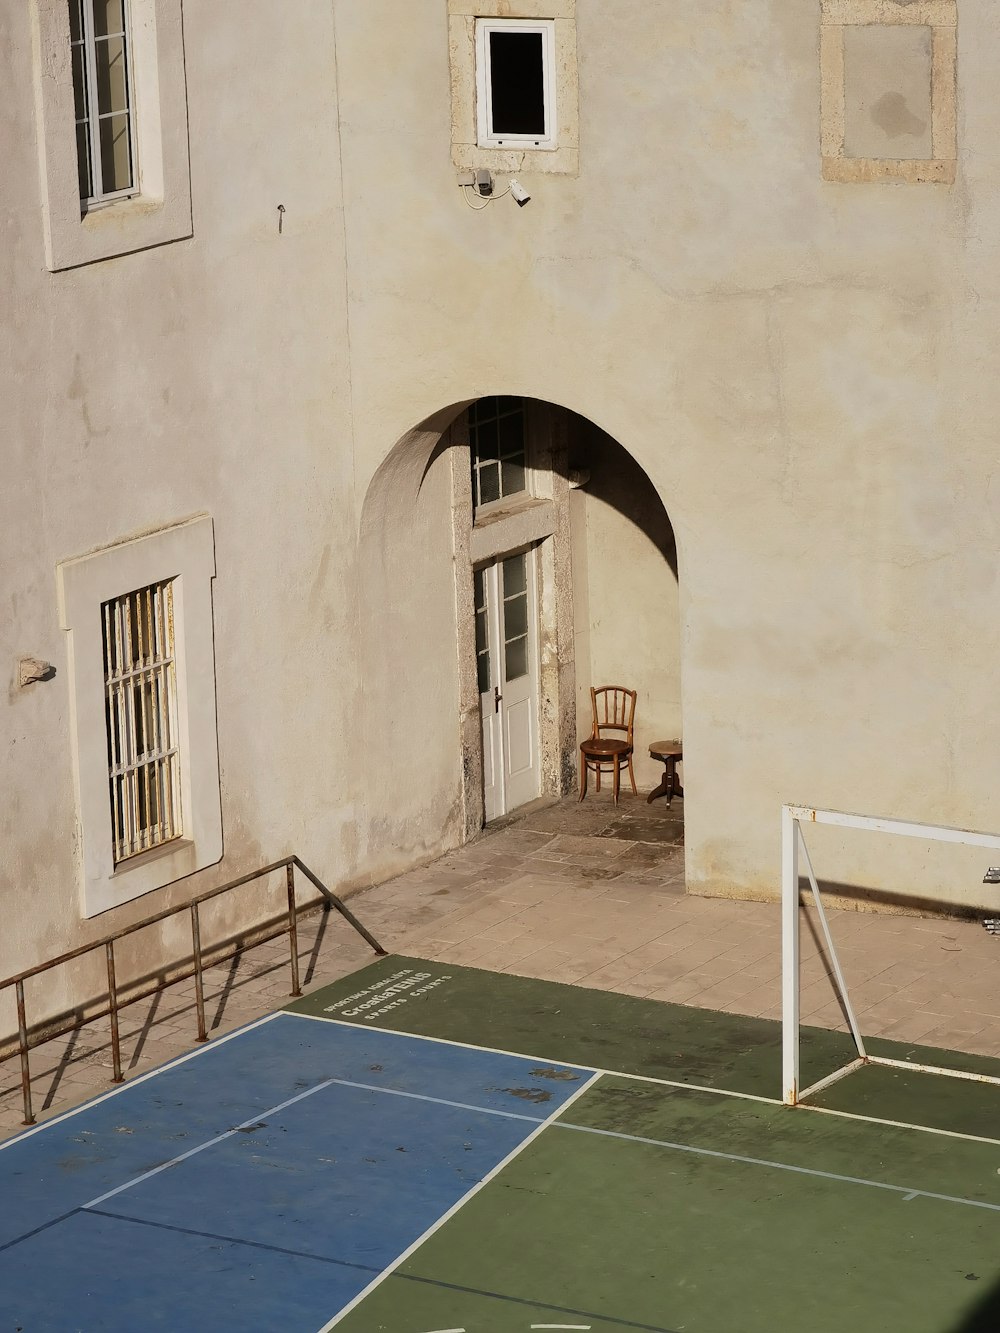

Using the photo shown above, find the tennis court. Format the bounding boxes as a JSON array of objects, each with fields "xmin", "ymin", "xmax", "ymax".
[{"xmin": 3, "ymin": 954, "xmax": 1000, "ymax": 1331}]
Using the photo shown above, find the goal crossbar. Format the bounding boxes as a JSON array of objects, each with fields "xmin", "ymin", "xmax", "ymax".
[{"xmin": 782, "ymin": 804, "xmax": 1000, "ymax": 1106}]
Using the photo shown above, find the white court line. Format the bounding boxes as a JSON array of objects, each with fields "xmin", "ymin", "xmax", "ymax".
[
  {"xmin": 82, "ymin": 1077, "xmax": 337, "ymax": 1209},
  {"xmin": 314, "ymin": 1070, "xmax": 605, "ymax": 1333},
  {"xmin": 286, "ymin": 1011, "xmax": 1000, "ymax": 1149},
  {"xmin": 317, "ymin": 1077, "xmax": 544, "ymax": 1126},
  {"xmin": 0, "ymin": 1011, "xmax": 284, "ymax": 1153},
  {"xmin": 552, "ymin": 1121, "xmax": 1000, "ymax": 1214}
]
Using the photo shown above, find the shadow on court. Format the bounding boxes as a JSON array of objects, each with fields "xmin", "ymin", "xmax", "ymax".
[{"xmin": 952, "ymin": 1278, "xmax": 1000, "ymax": 1331}]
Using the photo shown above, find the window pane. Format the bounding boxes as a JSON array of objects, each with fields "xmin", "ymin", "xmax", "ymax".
[
  {"xmin": 489, "ymin": 32, "xmax": 546, "ymax": 137},
  {"xmin": 76, "ymin": 121, "xmax": 93, "ymax": 201},
  {"xmin": 92, "ymin": 0, "xmax": 125, "ymax": 38},
  {"xmin": 99, "ymin": 111, "xmax": 132, "ymax": 193},
  {"xmin": 69, "ymin": 0, "xmax": 85, "ymax": 42},
  {"xmin": 496, "ymin": 395, "xmax": 521, "ymax": 414},
  {"xmin": 95, "ymin": 36, "xmax": 129, "ymax": 115},
  {"xmin": 71, "ymin": 45, "xmax": 89, "ymax": 121},
  {"xmin": 478, "ymin": 461, "xmax": 500, "ymax": 505},
  {"xmin": 470, "ymin": 396, "xmax": 499, "ymax": 425},
  {"xmin": 475, "ymin": 606, "xmax": 488, "ymax": 657},
  {"xmin": 497, "ymin": 409, "xmax": 525, "ymax": 458},
  {"xmin": 474, "ymin": 567, "xmax": 486, "ymax": 613},
  {"xmin": 504, "ymin": 593, "xmax": 528, "ymax": 640},
  {"xmin": 503, "ymin": 553, "xmax": 527, "ymax": 597},
  {"xmin": 504, "ymin": 635, "xmax": 528, "ymax": 682},
  {"xmin": 501, "ymin": 457, "xmax": 525, "ymax": 496},
  {"xmin": 472, "ymin": 416, "xmax": 499, "ymax": 463}
]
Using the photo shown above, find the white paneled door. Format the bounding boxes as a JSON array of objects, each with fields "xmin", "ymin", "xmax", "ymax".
[{"xmin": 475, "ymin": 548, "xmax": 541, "ymax": 822}]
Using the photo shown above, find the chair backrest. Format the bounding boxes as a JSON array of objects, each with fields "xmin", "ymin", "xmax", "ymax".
[{"xmin": 590, "ymin": 686, "xmax": 637, "ymax": 744}]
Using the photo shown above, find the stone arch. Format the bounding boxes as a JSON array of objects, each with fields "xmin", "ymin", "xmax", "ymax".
[{"xmin": 356, "ymin": 395, "xmax": 683, "ymax": 886}]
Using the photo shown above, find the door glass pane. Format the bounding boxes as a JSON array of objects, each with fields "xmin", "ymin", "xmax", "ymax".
[
  {"xmin": 477, "ymin": 649, "xmax": 491, "ymax": 697},
  {"xmin": 475, "ymin": 607, "xmax": 488, "ymax": 657},
  {"xmin": 69, "ymin": 0, "xmax": 85, "ymax": 42},
  {"xmin": 503, "ymin": 553, "xmax": 526, "ymax": 597},
  {"xmin": 504, "ymin": 593, "xmax": 528, "ymax": 639},
  {"xmin": 474, "ymin": 567, "xmax": 486, "ymax": 611},
  {"xmin": 504, "ymin": 635, "xmax": 528, "ymax": 681}
]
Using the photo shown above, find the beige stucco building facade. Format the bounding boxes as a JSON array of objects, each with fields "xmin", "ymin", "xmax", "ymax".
[{"xmin": 3, "ymin": 0, "xmax": 1000, "ymax": 1027}]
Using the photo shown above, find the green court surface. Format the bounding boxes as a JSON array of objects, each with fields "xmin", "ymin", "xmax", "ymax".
[{"xmin": 289, "ymin": 957, "xmax": 1000, "ymax": 1333}]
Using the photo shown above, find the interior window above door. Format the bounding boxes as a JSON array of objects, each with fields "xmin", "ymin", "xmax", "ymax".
[{"xmin": 469, "ymin": 396, "xmax": 527, "ymax": 513}]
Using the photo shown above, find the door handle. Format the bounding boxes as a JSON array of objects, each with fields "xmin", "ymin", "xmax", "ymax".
[{"xmin": 494, "ymin": 686, "xmax": 502, "ymax": 713}]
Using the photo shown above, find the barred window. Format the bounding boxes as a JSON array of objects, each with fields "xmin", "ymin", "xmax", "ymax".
[
  {"xmin": 102, "ymin": 581, "xmax": 182, "ymax": 863},
  {"xmin": 70, "ymin": 0, "xmax": 137, "ymax": 208}
]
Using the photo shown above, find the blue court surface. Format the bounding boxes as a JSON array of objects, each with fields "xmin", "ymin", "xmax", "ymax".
[
  {"xmin": 6, "ymin": 958, "xmax": 1000, "ymax": 1333},
  {"xmin": 0, "ymin": 1011, "xmax": 595, "ymax": 1332}
]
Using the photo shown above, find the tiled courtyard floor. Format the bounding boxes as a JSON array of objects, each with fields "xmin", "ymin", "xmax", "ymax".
[{"xmin": 3, "ymin": 791, "xmax": 999, "ymax": 1140}]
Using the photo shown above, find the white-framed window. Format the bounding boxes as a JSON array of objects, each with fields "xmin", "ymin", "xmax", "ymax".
[
  {"xmin": 102, "ymin": 581, "xmax": 182, "ymax": 863},
  {"xmin": 449, "ymin": 1, "xmax": 578, "ymax": 177},
  {"xmin": 70, "ymin": 0, "xmax": 138, "ymax": 209},
  {"xmin": 31, "ymin": 0, "xmax": 192, "ymax": 271},
  {"xmin": 470, "ymin": 396, "xmax": 529, "ymax": 512},
  {"xmin": 475, "ymin": 19, "xmax": 557, "ymax": 150},
  {"xmin": 58, "ymin": 515, "xmax": 223, "ymax": 918}
]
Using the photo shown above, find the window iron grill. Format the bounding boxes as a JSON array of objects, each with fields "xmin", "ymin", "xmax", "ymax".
[{"xmin": 102, "ymin": 580, "xmax": 182, "ymax": 863}]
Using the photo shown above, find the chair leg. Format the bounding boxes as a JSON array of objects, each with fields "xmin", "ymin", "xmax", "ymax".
[
  {"xmin": 596, "ymin": 764, "xmax": 601, "ymax": 793},
  {"xmin": 613, "ymin": 757, "xmax": 620, "ymax": 805},
  {"xmin": 579, "ymin": 750, "xmax": 587, "ymax": 801},
  {"xmin": 627, "ymin": 754, "xmax": 637, "ymax": 796}
]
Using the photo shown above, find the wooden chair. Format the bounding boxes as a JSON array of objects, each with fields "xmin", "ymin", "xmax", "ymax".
[{"xmin": 579, "ymin": 686, "xmax": 637, "ymax": 804}]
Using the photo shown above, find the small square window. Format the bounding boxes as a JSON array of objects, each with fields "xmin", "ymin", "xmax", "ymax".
[{"xmin": 475, "ymin": 19, "xmax": 557, "ymax": 150}]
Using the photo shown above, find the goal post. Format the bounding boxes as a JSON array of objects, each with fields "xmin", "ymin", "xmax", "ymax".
[{"xmin": 781, "ymin": 804, "xmax": 1000, "ymax": 1107}]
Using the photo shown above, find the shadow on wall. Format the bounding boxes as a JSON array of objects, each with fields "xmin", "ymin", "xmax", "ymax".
[{"xmin": 569, "ymin": 414, "xmax": 678, "ymax": 582}]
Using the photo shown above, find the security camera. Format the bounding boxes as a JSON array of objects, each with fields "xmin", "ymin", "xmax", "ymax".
[{"xmin": 510, "ymin": 179, "xmax": 531, "ymax": 207}]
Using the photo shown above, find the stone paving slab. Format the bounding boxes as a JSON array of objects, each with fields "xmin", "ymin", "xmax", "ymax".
[{"xmin": 3, "ymin": 791, "xmax": 1000, "ymax": 1140}]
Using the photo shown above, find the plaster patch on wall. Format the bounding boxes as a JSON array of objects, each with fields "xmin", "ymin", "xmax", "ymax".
[{"xmin": 820, "ymin": 0, "xmax": 956, "ymax": 183}]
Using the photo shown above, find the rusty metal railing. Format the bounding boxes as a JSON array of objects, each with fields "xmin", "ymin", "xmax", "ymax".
[{"xmin": 1, "ymin": 856, "xmax": 386, "ymax": 1126}]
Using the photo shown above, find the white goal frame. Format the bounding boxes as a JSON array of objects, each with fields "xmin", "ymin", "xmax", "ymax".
[{"xmin": 782, "ymin": 804, "xmax": 1000, "ymax": 1106}]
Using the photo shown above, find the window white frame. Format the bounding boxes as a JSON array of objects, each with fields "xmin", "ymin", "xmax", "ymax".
[
  {"xmin": 31, "ymin": 0, "xmax": 193, "ymax": 271},
  {"xmin": 448, "ymin": 0, "xmax": 579, "ymax": 177},
  {"xmin": 58, "ymin": 516, "xmax": 222, "ymax": 918},
  {"xmin": 71, "ymin": 0, "xmax": 139, "ymax": 208},
  {"xmin": 475, "ymin": 18, "xmax": 557, "ymax": 150}
]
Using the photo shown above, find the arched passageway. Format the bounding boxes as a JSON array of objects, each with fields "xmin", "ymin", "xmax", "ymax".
[{"xmin": 356, "ymin": 396, "xmax": 682, "ymax": 882}]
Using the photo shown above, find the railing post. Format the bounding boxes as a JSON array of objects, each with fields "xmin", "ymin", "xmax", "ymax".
[
  {"xmin": 190, "ymin": 902, "xmax": 208, "ymax": 1042},
  {"xmin": 15, "ymin": 980, "xmax": 35, "ymax": 1126},
  {"xmin": 105, "ymin": 941, "xmax": 124, "ymax": 1084},
  {"xmin": 286, "ymin": 863, "xmax": 302, "ymax": 998}
]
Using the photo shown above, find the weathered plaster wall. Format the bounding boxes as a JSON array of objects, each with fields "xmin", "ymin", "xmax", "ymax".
[
  {"xmin": 572, "ymin": 428, "xmax": 682, "ymax": 790},
  {"xmin": 6, "ymin": 0, "xmax": 1000, "ymax": 1035}
]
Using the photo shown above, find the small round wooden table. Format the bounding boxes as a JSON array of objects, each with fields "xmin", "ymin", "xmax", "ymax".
[{"xmin": 648, "ymin": 740, "xmax": 683, "ymax": 804}]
